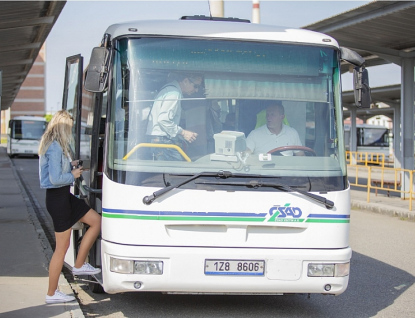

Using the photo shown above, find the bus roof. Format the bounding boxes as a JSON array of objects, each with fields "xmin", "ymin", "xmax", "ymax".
[
  {"xmin": 12, "ymin": 116, "xmax": 46, "ymax": 122},
  {"xmin": 105, "ymin": 18, "xmax": 339, "ymax": 48}
]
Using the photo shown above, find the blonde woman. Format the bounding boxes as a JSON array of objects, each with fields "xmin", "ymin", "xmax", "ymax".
[{"xmin": 39, "ymin": 110, "xmax": 101, "ymax": 304}]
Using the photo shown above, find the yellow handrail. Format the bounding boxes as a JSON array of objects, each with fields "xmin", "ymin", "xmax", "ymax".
[
  {"xmin": 122, "ymin": 143, "xmax": 191, "ymax": 162},
  {"xmin": 347, "ymin": 162, "xmax": 414, "ymax": 210},
  {"xmin": 346, "ymin": 151, "xmax": 392, "ymax": 167}
]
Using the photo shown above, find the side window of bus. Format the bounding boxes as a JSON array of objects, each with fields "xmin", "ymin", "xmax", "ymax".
[{"xmin": 14, "ymin": 122, "xmax": 23, "ymax": 139}]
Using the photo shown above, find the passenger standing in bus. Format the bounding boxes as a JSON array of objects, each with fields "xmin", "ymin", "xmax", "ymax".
[
  {"xmin": 38, "ymin": 110, "xmax": 101, "ymax": 304},
  {"xmin": 146, "ymin": 73, "xmax": 203, "ymax": 160},
  {"xmin": 246, "ymin": 103, "xmax": 303, "ymax": 156}
]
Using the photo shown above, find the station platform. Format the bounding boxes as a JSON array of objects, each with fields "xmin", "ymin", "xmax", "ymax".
[
  {"xmin": 0, "ymin": 145, "xmax": 84, "ymax": 318},
  {"xmin": 0, "ymin": 144, "xmax": 413, "ymax": 317}
]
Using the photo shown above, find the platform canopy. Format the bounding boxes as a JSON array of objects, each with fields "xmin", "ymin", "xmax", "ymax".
[
  {"xmin": 303, "ymin": 0, "xmax": 415, "ymax": 73},
  {"xmin": 0, "ymin": 1, "xmax": 66, "ymax": 111},
  {"xmin": 304, "ymin": 1, "xmax": 415, "ymax": 175}
]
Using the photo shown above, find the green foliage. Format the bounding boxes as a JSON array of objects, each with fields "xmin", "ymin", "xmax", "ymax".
[{"xmin": 45, "ymin": 114, "xmax": 53, "ymax": 122}]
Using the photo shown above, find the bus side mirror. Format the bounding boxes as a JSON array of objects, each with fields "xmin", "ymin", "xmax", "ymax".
[
  {"xmin": 340, "ymin": 47, "xmax": 365, "ymax": 66},
  {"xmin": 84, "ymin": 47, "xmax": 110, "ymax": 93},
  {"xmin": 353, "ymin": 66, "xmax": 371, "ymax": 108}
]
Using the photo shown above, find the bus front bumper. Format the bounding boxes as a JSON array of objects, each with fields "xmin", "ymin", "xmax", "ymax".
[{"xmin": 101, "ymin": 240, "xmax": 352, "ymax": 295}]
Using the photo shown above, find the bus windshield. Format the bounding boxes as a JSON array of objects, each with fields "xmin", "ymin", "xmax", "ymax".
[
  {"xmin": 11, "ymin": 119, "xmax": 46, "ymax": 140},
  {"xmin": 357, "ymin": 127, "xmax": 389, "ymax": 147},
  {"xmin": 107, "ymin": 37, "xmax": 346, "ymax": 190}
]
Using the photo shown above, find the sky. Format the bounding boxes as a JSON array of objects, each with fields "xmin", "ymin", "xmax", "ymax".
[{"xmin": 45, "ymin": 0, "xmax": 401, "ymax": 112}]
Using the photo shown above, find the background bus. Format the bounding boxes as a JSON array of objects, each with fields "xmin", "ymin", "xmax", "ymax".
[
  {"xmin": 345, "ymin": 124, "xmax": 391, "ymax": 154},
  {"xmin": 7, "ymin": 116, "xmax": 47, "ymax": 157}
]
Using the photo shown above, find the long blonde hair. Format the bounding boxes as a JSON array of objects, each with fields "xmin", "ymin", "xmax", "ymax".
[{"xmin": 39, "ymin": 110, "xmax": 74, "ymax": 157}]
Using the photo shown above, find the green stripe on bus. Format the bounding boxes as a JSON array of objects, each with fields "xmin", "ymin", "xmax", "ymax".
[
  {"xmin": 102, "ymin": 212, "xmax": 266, "ymax": 222},
  {"xmin": 103, "ymin": 213, "xmax": 349, "ymax": 223}
]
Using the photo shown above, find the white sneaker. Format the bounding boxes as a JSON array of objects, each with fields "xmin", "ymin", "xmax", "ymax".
[
  {"xmin": 45, "ymin": 290, "xmax": 76, "ymax": 304},
  {"xmin": 72, "ymin": 262, "xmax": 101, "ymax": 276}
]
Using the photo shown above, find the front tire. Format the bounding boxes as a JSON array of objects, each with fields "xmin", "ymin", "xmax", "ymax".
[{"xmin": 88, "ymin": 240, "xmax": 105, "ymax": 294}]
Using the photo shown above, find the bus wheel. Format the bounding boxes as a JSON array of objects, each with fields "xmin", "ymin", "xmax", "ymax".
[
  {"xmin": 89, "ymin": 278, "xmax": 105, "ymax": 294},
  {"xmin": 88, "ymin": 240, "xmax": 105, "ymax": 294}
]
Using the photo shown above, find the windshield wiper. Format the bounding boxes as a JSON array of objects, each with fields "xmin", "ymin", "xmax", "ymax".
[
  {"xmin": 196, "ymin": 180, "xmax": 334, "ymax": 210},
  {"xmin": 143, "ymin": 170, "xmax": 240, "ymax": 205}
]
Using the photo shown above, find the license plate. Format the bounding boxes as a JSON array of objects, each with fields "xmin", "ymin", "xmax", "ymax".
[{"xmin": 205, "ymin": 259, "xmax": 265, "ymax": 276}]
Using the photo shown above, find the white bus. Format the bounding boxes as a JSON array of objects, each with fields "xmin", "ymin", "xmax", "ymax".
[
  {"xmin": 345, "ymin": 124, "xmax": 391, "ymax": 154},
  {"xmin": 62, "ymin": 16, "xmax": 370, "ymax": 296},
  {"xmin": 344, "ymin": 124, "xmax": 391, "ymax": 163},
  {"xmin": 7, "ymin": 116, "xmax": 47, "ymax": 157}
]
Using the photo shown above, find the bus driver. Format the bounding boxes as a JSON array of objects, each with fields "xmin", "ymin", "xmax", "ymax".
[{"xmin": 246, "ymin": 102, "xmax": 303, "ymax": 156}]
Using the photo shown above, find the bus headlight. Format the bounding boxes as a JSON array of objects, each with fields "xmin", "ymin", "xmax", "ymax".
[
  {"xmin": 110, "ymin": 257, "xmax": 163, "ymax": 275},
  {"xmin": 307, "ymin": 262, "xmax": 349, "ymax": 277},
  {"xmin": 110, "ymin": 257, "xmax": 133, "ymax": 274},
  {"xmin": 134, "ymin": 261, "xmax": 163, "ymax": 275}
]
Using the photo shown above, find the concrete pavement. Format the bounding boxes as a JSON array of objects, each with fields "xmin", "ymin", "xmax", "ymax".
[
  {"xmin": 0, "ymin": 143, "xmax": 413, "ymax": 318},
  {"xmin": 0, "ymin": 145, "xmax": 84, "ymax": 318}
]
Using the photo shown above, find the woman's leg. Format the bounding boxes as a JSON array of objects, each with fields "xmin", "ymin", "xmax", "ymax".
[
  {"xmin": 74, "ymin": 209, "xmax": 101, "ymax": 268},
  {"xmin": 47, "ymin": 229, "xmax": 71, "ymax": 296}
]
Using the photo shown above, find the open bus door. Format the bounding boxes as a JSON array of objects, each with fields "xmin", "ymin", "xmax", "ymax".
[
  {"xmin": 61, "ymin": 54, "xmax": 105, "ymax": 293},
  {"xmin": 61, "ymin": 54, "xmax": 84, "ymax": 272}
]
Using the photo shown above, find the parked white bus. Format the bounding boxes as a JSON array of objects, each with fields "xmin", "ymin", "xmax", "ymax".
[
  {"xmin": 7, "ymin": 116, "xmax": 47, "ymax": 157},
  {"xmin": 62, "ymin": 16, "xmax": 370, "ymax": 296},
  {"xmin": 344, "ymin": 124, "xmax": 392, "ymax": 164},
  {"xmin": 345, "ymin": 124, "xmax": 391, "ymax": 155}
]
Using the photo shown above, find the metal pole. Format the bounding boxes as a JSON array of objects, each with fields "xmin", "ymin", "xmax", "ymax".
[
  {"xmin": 350, "ymin": 108, "xmax": 357, "ymax": 164},
  {"xmin": 0, "ymin": 70, "xmax": 2, "ymax": 142},
  {"xmin": 393, "ymin": 104, "xmax": 400, "ymax": 168},
  {"xmin": 400, "ymin": 57, "xmax": 415, "ymax": 198}
]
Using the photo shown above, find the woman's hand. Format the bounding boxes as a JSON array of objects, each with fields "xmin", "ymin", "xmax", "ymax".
[
  {"xmin": 71, "ymin": 159, "xmax": 81, "ymax": 167},
  {"xmin": 71, "ymin": 167, "xmax": 83, "ymax": 179}
]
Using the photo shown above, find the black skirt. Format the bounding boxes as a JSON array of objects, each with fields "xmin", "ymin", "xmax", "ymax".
[{"xmin": 46, "ymin": 185, "xmax": 90, "ymax": 232}]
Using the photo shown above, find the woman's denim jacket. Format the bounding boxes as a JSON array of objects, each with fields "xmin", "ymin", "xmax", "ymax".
[{"xmin": 39, "ymin": 141, "xmax": 75, "ymax": 189}]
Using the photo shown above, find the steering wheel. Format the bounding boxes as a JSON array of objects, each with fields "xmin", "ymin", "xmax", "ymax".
[{"xmin": 268, "ymin": 146, "xmax": 316, "ymax": 156}]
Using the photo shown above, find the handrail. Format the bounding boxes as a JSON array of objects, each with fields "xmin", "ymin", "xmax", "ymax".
[
  {"xmin": 346, "ymin": 151, "xmax": 393, "ymax": 167},
  {"xmin": 347, "ymin": 162, "xmax": 414, "ymax": 211},
  {"xmin": 123, "ymin": 143, "xmax": 191, "ymax": 162}
]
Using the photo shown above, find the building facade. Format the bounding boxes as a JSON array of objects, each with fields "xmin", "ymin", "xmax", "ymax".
[{"xmin": 1, "ymin": 45, "xmax": 46, "ymax": 139}]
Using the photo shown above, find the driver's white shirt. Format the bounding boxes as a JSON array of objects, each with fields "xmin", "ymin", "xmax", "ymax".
[{"xmin": 246, "ymin": 124, "xmax": 302, "ymax": 155}]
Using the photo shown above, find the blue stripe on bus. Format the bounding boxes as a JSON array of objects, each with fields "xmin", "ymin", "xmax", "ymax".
[
  {"xmin": 102, "ymin": 208, "xmax": 267, "ymax": 218},
  {"xmin": 307, "ymin": 214, "xmax": 350, "ymax": 219}
]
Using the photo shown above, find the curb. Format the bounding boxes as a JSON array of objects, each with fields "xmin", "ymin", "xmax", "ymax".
[{"xmin": 351, "ymin": 199, "xmax": 415, "ymax": 221}]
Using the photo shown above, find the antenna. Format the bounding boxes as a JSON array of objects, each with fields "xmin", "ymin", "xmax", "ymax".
[{"xmin": 208, "ymin": 0, "xmax": 213, "ymax": 19}]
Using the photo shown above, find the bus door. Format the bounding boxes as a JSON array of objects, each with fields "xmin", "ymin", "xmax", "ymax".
[
  {"xmin": 61, "ymin": 54, "xmax": 84, "ymax": 268},
  {"xmin": 62, "ymin": 54, "xmax": 105, "ymax": 292}
]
